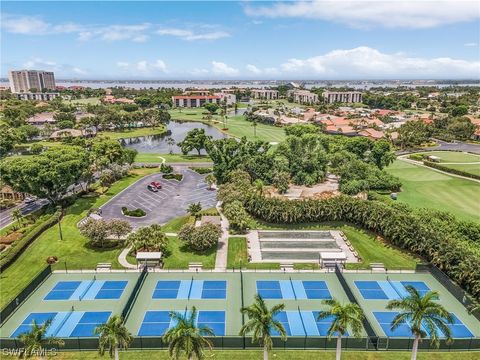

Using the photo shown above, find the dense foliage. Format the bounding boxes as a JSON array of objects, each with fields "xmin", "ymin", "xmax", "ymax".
[
  {"xmin": 127, "ymin": 224, "xmax": 168, "ymax": 253},
  {"xmin": 178, "ymin": 223, "xmax": 221, "ymax": 251}
]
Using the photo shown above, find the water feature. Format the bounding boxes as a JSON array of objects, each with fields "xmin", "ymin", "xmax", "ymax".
[{"xmin": 120, "ymin": 120, "xmax": 227, "ymax": 154}]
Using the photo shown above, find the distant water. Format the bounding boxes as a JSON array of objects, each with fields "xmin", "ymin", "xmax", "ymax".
[
  {"xmin": 1, "ymin": 81, "xmax": 478, "ymax": 90},
  {"xmin": 120, "ymin": 120, "xmax": 227, "ymax": 154}
]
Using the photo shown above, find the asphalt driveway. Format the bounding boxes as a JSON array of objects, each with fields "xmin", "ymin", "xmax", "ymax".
[{"xmin": 100, "ymin": 167, "xmax": 217, "ymax": 228}]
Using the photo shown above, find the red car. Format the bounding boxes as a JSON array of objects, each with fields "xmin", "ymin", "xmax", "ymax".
[{"xmin": 150, "ymin": 181, "xmax": 162, "ymax": 189}]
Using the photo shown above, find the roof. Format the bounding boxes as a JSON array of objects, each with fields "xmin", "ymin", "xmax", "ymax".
[
  {"xmin": 136, "ymin": 252, "xmax": 162, "ymax": 260},
  {"xmin": 26, "ymin": 112, "xmax": 56, "ymax": 123},
  {"xmin": 359, "ymin": 128, "xmax": 385, "ymax": 139},
  {"xmin": 172, "ymin": 95, "xmax": 221, "ymax": 100},
  {"xmin": 320, "ymin": 251, "xmax": 347, "ymax": 260},
  {"xmin": 50, "ymin": 128, "xmax": 83, "ymax": 138}
]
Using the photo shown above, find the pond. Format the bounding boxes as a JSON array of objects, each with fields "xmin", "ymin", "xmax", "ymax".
[{"xmin": 120, "ymin": 121, "xmax": 227, "ymax": 154}]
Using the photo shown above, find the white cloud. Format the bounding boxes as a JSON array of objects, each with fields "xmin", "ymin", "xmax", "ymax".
[
  {"xmin": 86, "ymin": 24, "xmax": 151, "ymax": 42},
  {"xmin": 464, "ymin": 42, "xmax": 478, "ymax": 47},
  {"xmin": 22, "ymin": 58, "xmax": 87, "ymax": 76},
  {"xmin": 277, "ymin": 46, "xmax": 480, "ymax": 78},
  {"xmin": 211, "ymin": 61, "xmax": 239, "ymax": 76},
  {"xmin": 245, "ymin": 0, "xmax": 480, "ymax": 28},
  {"xmin": 116, "ymin": 59, "xmax": 168, "ymax": 74},
  {"xmin": 157, "ymin": 27, "xmax": 230, "ymax": 41},
  {"xmin": 246, "ymin": 64, "xmax": 262, "ymax": 74},
  {"xmin": 1, "ymin": 14, "xmax": 80, "ymax": 34}
]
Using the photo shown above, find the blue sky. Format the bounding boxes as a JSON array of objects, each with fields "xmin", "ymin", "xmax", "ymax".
[{"xmin": 1, "ymin": 1, "xmax": 479, "ymax": 79}]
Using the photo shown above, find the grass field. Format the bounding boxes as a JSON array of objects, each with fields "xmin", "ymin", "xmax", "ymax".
[
  {"xmin": 65, "ymin": 97, "xmax": 101, "ymax": 105},
  {"xmin": 98, "ymin": 126, "xmax": 166, "ymax": 140},
  {"xmin": 417, "ymin": 151, "xmax": 480, "ymax": 177},
  {"xmin": 255, "ymin": 222, "xmax": 419, "ymax": 270},
  {"xmin": 2, "ymin": 350, "xmax": 477, "ymax": 360},
  {"xmin": 386, "ymin": 160, "xmax": 480, "ymax": 223},
  {"xmin": 135, "ymin": 152, "xmax": 211, "ymax": 163},
  {"xmin": 162, "ymin": 235, "xmax": 216, "ymax": 269},
  {"xmin": 0, "ymin": 168, "xmax": 157, "ymax": 308},
  {"xmin": 169, "ymin": 108, "xmax": 286, "ymax": 143}
]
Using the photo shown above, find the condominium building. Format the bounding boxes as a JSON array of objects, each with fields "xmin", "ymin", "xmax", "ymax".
[
  {"xmin": 15, "ymin": 92, "xmax": 60, "ymax": 101},
  {"xmin": 214, "ymin": 92, "xmax": 237, "ymax": 105},
  {"xmin": 8, "ymin": 70, "xmax": 56, "ymax": 93},
  {"xmin": 172, "ymin": 95, "xmax": 221, "ymax": 108},
  {"xmin": 288, "ymin": 89, "xmax": 319, "ymax": 104},
  {"xmin": 323, "ymin": 91, "xmax": 363, "ymax": 104},
  {"xmin": 251, "ymin": 89, "xmax": 279, "ymax": 100}
]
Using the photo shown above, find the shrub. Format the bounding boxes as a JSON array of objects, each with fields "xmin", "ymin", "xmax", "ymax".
[
  {"xmin": 189, "ymin": 167, "xmax": 213, "ymax": 174},
  {"xmin": 163, "ymin": 173, "xmax": 183, "ymax": 181},
  {"xmin": 122, "ymin": 207, "xmax": 146, "ymax": 217},
  {"xmin": 423, "ymin": 161, "xmax": 480, "ymax": 181},
  {"xmin": 160, "ymin": 163, "xmax": 173, "ymax": 174},
  {"xmin": 79, "ymin": 218, "xmax": 111, "ymax": 248},
  {"xmin": 178, "ymin": 223, "xmax": 221, "ymax": 251},
  {"xmin": 187, "ymin": 202, "xmax": 202, "ymax": 218},
  {"xmin": 0, "ymin": 199, "xmax": 16, "ymax": 210},
  {"xmin": 127, "ymin": 224, "xmax": 168, "ymax": 253},
  {"xmin": 223, "ymin": 200, "xmax": 251, "ymax": 233}
]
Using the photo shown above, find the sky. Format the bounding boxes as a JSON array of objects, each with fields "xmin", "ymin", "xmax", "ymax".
[{"xmin": 1, "ymin": 0, "xmax": 480, "ymax": 80}]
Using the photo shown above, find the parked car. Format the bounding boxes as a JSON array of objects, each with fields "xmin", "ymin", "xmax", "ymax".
[
  {"xmin": 147, "ymin": 184, "xmax": 158, "ymax": 192},
  {"xmin": 150, "ymin": 181, "xmax": 162, "ymax": 189},
  {"xmin": 23, "ymin": 197, "xmax": 36, "ymax": 204}
]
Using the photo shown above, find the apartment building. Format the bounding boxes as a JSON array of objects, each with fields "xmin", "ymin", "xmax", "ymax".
[
  {"xmin": 288, "ymin": 89, "xmax": 319, "ymax": 104},
  {"xmin": 323, "ymin": 91, "xmax": 363, "ymax": 104},
  {"xmin": 8, "ymin": 70, "xmax": 56, "ymax": 93},
  {"xmin": 251, "ymin": 89, "xmax": 279, "ymax": 100},
  {"xmin": 172, "ymin": 95, "xmax": 221, "ymax": 108},
  {"xmin": 15, "ymin": 92, "xmax": 60, "ymax": 101},
  {"xmin": 214, "ymin": 92, "xmax": 236, "ymax": 105}
]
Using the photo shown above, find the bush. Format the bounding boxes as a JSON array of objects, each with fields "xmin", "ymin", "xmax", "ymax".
[
  {"xmin": 160, "ymin": 163, "xmax": 173, "ymax": 174},
  {"xmin": 423, "ymin": 161, "xmax": 480, "ymax": 180},
  {"xmin": 223, "ymin": 200, "xmax": 251, "ymax": 233},
  {"xmin": 0, "ymin": 209, "xmax": 60, "ymax": 271},
  {"xmin": 189, "ymin": 167, "xmax": 213, "ymax": 174},
  {"xmin": 408, "ymin": 153, "xmax": 425, "ymax": 161},
  {"xmin": 0, "ymin": 199, "xmax": 16, "ymax": 210},
  {"xmin": 178, "ymin": 223, "xmax": 221, "ymax": 251},
  {"xmin": 122, "ymin": 207, "xmax": 146, "ymax": 217},
  {"xmin": 163, "ymin": 173, "xmax": 183, "ymax": 181}
]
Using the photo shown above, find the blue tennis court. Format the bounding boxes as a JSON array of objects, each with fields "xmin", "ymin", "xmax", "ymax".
[
  {"xmin": 138, "ymin": 310, "xmax": 226, "ymax": 336},
  {"xmin": 355, "ymin": 280, "xmax": 431, "ymax": 300},
  {"xmin": 271, "ymin": 311, "xmax": 348, "ymax": 336},
  {"xmin": 373, "ymin": 312, "xmax": 474, "ymax": 338},
  {"xmin": 44, "ymin": 280, "xmax": 127, "ymax": 301},
  {"xmin": 11, "ymin": 311, "xmax": 111, "ymax": 338},
  {"xmin": 256, "ymin": 280, "xmax": 331, "ymax": 300},
  {"xmin": 152, "ymin": 280, "xmax": 226, "ymax": 299}
]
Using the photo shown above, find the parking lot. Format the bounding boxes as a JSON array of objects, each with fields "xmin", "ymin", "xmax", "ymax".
[{"xmin": 100, "ymin": 167, "xmax": 217, "ymax": 228}]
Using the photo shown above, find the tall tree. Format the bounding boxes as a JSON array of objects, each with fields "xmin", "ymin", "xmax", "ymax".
[
  {"xmin": 317, "ymin": 299, "xmax": 364, "ymax": 360},
  {"xmin": 239, "ymin": 294, "xmax": 286, "ymax": 360},
  {"xmin": 163, "ymin": 306, "xmax": 214, "ymax": 360},
  {"xmin": 95, "ymin": 315, "xmax": 133, "ymax": 360},
  {"xmin": 387, "ymin": 286, "xmax": 453, "ymax": 360},
  {"xmin": 178, "ymin": 129, "xmax": 212, "ymax": 156},
  {"xmin": 17, "ymin": 319, "xmax": 64, "ymax": 359}
]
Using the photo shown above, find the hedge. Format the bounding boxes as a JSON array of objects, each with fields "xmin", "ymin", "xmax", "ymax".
[
  {"xmin": 163, "ymin": 173, "xmax": 183, "ymax": 181},
  {"xmin": 423, "ymin": 160, "xmax": 480, "ymax": 180},
  {"xmin": 122, "ymin": 207, "xmax": 146, "ymax": 217},
  {"xmin": 0, "ymin": 209, "xmax": 61, "ymax": 271}
]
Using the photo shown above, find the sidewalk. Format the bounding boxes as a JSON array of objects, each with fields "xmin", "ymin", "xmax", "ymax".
[{"xmin": 214, "ymin": 202, "xmax": 230, "ymax": 271}]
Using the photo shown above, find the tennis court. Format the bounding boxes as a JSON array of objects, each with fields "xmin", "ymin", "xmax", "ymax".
[
  {"xmin": 343, "ymin": 272, "xmax": 480, "ymax": 339},
  {"xmin": 0, "ymin": 272, "xmax": 139, "ymax": 339},
  {"xmin": 256, "ymin": 280, "xmax": 331, "ymax": 300}
]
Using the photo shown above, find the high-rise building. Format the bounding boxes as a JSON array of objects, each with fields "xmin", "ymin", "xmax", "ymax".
[
  {"xmin": 8, "ymin": 70, "xmax": 56, "ymax": 93},
  {"xmin": 323, "ymin": 91, "xmax": 363, "ymax": 104}
]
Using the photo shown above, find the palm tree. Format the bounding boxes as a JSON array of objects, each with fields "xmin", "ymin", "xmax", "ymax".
[
  {"xmin": 205, "ymin": 174, "xmax": 216, "ymax": 190},
  {"xmin": 162, "ymin": 306, "xmax": 214, "ymax": 360},
  {"xmin": 317, "ymin": 299, "xmax": 364, "ymax": 360},
  {"xmin": 17, "ymin": 319, "xmax": 64, "ymax": 359},
  {"xmin": 239, "ymin": 294, "xmax": 286, "ymax": 360},
  {"xmin": 386, "ymin": 286, "xmax": 453, "ymax": 360},
  {"xmin": 166, "ymin": 137, "xmax": 176, "ymax": 154},
  {"xmin": 12, "ymin": 208, "xmax": 23, "ymax": 228},
  {"xmin": 95, "ymin": 315, "xmax": 133, "ymax": 360}
]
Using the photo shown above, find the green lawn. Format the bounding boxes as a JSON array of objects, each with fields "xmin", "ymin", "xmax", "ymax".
[
  {"xmin": 161, "ymin": 215, "xmax": 193, "ymax": 233},
  {"xmin": 255, "ymin": 222, "xmax": 419, "ymax": 270},
  {"xmin": 169, "ymin": 108, "xmax": 286, "ymax": 143},
  {"xmin": 226, "ymin": 237, "xmax": 280, "ymax": 270},
  {"xmin": 66, "ymin": 97, "xmax": 101, "ymax": 105},
  {"xmin": 386, "ymin": 160, "xmax": 480, "ymax": 223},
  {"xmin": 2, "ymin": 350, "xmax": 477, "ymax": 360},
  {"xmin": 98, "ymin": 126, "xmax": 167, "ymax": 140},
  {"xmin": 0, "ymin": 168, "xmax": 157, "ymax": 308},
  {"xmin": 135, "ymin": 153, "xmax": 211, "ymax": 163},
  {"xmin": 419, "ymin": 151, "xmax": 480, "ymax": 163},
  {"xmin": 162, "ymin": 236, "xmax": 216, "ymax": 269}
]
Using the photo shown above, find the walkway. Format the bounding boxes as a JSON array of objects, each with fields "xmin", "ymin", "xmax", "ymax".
[
  {"xmin": 118, "ymin": 246, "xmax": 136, "ymax": 269},
  {"xmin": 214, "ymin": 201, "xmax": 230, "ymax": 271}
]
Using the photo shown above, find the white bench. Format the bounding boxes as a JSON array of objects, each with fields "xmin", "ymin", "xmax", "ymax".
[{"xmin": 188, "ymin": 262, "xmax": 203, "ymax": 271}]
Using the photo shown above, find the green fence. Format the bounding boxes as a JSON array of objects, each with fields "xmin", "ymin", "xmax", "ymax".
[
  {"xmin": 0, "ymin": 265, "xmax": 52, "ymax": 325},
  {"xmin": 1, "ymin": 336, "xmax": 478, "ymax": 352}
]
